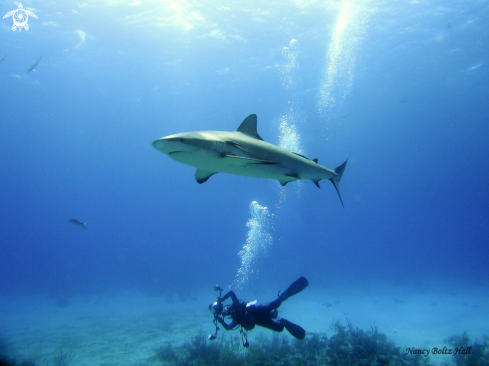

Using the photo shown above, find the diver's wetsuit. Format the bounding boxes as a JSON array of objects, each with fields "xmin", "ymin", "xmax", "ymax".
[
  {"xmin": 217, "ymin": 291, "xmax": 285, "ymax": 333},
  {"xmin": 215, "ymin": 276, "xmax": 309, "ymax": 340}
]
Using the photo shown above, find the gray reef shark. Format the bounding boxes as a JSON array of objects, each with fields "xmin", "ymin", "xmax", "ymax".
[{"xmin": 152, "ymin": 114, "xmax": 348, "ymax": 206}]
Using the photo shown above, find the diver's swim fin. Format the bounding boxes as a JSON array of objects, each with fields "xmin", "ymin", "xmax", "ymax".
[
  {"xmin": 280, "ymin": 276, "xmax": 309, "ymax": 301},
  {"xmin": 280, "ymin": 319, "xmax": 306, "ymax": 340}
]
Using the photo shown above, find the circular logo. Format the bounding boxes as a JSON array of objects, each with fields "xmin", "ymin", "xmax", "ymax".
[
  {"xmin": 3, "ymin": 3, "xmax": 38, "ymax": 32},
  {"xmin": 13, "ymin": 9, "xmax": 28, "ymax": 29}
]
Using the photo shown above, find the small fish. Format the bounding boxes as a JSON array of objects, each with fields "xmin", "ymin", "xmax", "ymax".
[
  {"xmin": 68, "ymin": 218, "xmax": 89, "ymax": 230},
  {"xmin": 26, "ymin": 55, "xmax": 43, "ymax": 73},
  {"xmin": 465, "ymin": 63, "xmax": 483, "ymax": 72},
  {"xmin": 0, "ymin": 56, "xmax": 6, "ymax": 63},
  {"xmin": 448, "ymin": 22, "xmax": 452, "ymax": 29}
]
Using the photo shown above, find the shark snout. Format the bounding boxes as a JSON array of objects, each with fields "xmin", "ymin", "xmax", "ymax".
[
  {"xmin": 152, "ymin": 136, "xmax": 188, "ymax": 155},
  {"xmin": 152, "ymin": 138, "xmax": 167, "ymax": 152}
]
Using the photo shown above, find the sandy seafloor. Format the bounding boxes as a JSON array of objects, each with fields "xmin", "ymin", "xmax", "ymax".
[{"xmin": 1, "ymin": 282, "xmax": 487, "ymax": 366}]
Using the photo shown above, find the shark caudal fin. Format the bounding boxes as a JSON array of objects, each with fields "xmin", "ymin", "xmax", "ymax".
[
  {"xmin": 329, "ymin": 157, "xmax": 348, "ymax": 208},
  {"xmin": 81, "ymin": 221, "xmax": 89, "ymax": 230}
]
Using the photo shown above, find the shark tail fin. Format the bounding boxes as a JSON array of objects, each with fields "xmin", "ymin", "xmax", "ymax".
[
  {"xmin": 81, "ymin": 221, "xmax": 89, "ymax": 230},
  {"xmin": 329, "ymin": 157, "xmax": 348, "ymax": 208}
]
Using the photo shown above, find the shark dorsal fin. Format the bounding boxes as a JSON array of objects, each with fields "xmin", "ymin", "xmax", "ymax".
[{"xmin": 236, "ymin": 114, "xmax": 264, "ymax": 141}]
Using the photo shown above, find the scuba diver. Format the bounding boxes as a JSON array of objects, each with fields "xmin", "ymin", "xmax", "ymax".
[{"xmin": 208, "ymin": 276, "xmax": 309, "ymax": 347}]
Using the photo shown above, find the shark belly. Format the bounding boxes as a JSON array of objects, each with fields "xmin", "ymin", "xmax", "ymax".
[
  {"xmin": 169, "ymin": 149, "xmax": 335, "ymax": 182},
  {"xmin": 169, "ymin": 150, "xmax": 284, "ymax": 179},
  {"xmin": 218, "ymin": 161, "xmax": 288, "ymax": 179}
]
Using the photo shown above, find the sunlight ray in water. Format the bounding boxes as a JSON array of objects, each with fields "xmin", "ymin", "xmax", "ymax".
[{"xmin": 317, "ymin": 0, "xmax": 370, "ymax": 123}]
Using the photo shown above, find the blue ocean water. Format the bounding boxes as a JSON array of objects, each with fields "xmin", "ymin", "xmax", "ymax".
[{"xmin": 1, "ymin": 0, "xmax": 488, "ymax": 363}]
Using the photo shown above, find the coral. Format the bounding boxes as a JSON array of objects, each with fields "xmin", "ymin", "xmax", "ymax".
[
  {"xmin": 156, "ymin": 343, "xmax": 179, "ymax": 364},
  {"xmin": 52, "ymin": 350, "xmax": 74, "ymax": 366},
  {"xmin": 154, "ymin": 321, "xmax": 429, "ymax": 366},
  {"xmin": 0, "ymin": 355, "xmax": 37, "ymax": 366},
  {"xmin": 184, "ymin": 332, "xmax": 222, "ymax": 365},
  {"xmin": 0, "ymin": 355, "xmax": 16, "ymax": 366},
  {"xmin": 444, "ymin": 332, "xmax": 489, "ymax": 366},
  {"xmin": 245, "ymin": 333, "xmax": 294, "ymax": 365},
  {"xmin": 0, "ymin": 350, "xmax": 73, "ymax": 366},
  {"xmin": 325, "ymin": 319, "xmax": 428, "ymax": 366},
  {"xmin": 19, "ymin": 361, "xmax": 36, "ymax": 366}
]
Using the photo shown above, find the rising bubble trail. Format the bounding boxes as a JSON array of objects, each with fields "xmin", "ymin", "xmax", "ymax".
[{"xmin": 233, "ymin": 201, "xmax": 273, "ymax": 289}]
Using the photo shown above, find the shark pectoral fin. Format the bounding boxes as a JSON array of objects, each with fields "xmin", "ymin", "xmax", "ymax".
[
  {"xmin": 312, "ymin": 180, "xmax": 321, "ymax": 188},
  {"xmin": 225, "ymin": 140, "xmax": 248, "ymax": 152},
  {"xmin": 329, "ymin": 156, "xmax": 348, "ymax": 207},
  {"xmin": 195, "ymin": 169, "xmax": 218, "ymax": 184},
  {"xmin": 224, "ymin": 155, "xmax": 279, "ymax": 166}
]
